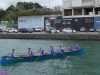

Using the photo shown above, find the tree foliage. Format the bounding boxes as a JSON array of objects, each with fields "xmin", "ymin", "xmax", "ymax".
[{"xmin": 0, "ymin": 2, "xmax": 62, "ymax": 23}]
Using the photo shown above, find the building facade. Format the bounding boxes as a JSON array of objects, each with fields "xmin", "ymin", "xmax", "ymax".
[
  {"xmin": 62, "ymin": 0, "xmax": 100, "ymax": 17},
  {"xmin": 44, "ymin": 15, "xmax": 62, "ymax": 30},
  {"xmin": 18, "ymin": 16, "xmax": 44, "ymax": 29},
  {"xmin": 62, "ymin": 0, "xmax": 100, "ymax": 30}
]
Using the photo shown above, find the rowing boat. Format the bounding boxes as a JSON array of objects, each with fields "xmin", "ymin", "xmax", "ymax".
[{"xmin": 0, "ymin": 48, "xmax": 86, "ymax": 64}]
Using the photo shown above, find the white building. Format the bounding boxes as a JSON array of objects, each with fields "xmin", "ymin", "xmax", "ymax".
[
  {"xmin": 0, "ymin": 24, "xmax": 7, "ymax": 31},
  {"xmin": 18, "ymin": 16, "xmax": 44, "ymax": 29},
  {"xmin": 62, "ymin": 0, "xmax": 100, "ymax": 18}
]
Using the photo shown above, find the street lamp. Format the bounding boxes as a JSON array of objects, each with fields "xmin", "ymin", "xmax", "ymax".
[{"xmin": 33, "ymin": 5, "xmax": 36, "ymax": 16}]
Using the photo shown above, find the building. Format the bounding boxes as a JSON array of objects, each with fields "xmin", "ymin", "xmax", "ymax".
[
  {"xmin": 18, "ymin": 15, "xmax": 62, "ymax": 31},
  {"xmin": 18, "ymin": 16, "xmax": 44, "ymax": 29},
  {"xmin": 62, "ymin": 0, "xmax": 100, "ymax": 17},
  {"xmin": 44, "ymin": 15, "xmax": 62, "ymax": 30},
  {"xmin": 62, "ymin": 0, "xmax": 100, "ymax": 31}
]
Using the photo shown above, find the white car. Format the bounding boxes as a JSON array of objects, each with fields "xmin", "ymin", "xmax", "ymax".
[
  {"xmin": 96, "ymin": 27, "xmax": 100, "ymax": 32},
  {"xmin": 6, "ymin": 28, "xmax": 18, "ymax": 33},
  {"xmin": 34, "ymin": 27, "xmax": 43, "ymax": 32},
  {"xmin": 62, "ymin": 28, "xmax": 76, "ymax": 33}
]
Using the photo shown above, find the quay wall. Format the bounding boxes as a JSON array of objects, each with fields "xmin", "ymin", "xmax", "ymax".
[{"xmin": 0, "ymin": 33, "xmax": 100, "ymax": 40}]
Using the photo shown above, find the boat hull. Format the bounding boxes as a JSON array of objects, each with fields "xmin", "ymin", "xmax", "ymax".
[{"xmin": 0, "ymin": 48, "xmax": 86, "ymax": 64}]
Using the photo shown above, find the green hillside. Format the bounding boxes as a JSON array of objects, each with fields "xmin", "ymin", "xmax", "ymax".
[{"xmin": 0, "ymin": 2, "xmax": 62, "ymax": 23}]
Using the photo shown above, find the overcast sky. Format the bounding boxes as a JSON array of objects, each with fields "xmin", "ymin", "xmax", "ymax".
[{"xmin": 0, "ymin": 0, "xmax": 62, "ymax": 10}]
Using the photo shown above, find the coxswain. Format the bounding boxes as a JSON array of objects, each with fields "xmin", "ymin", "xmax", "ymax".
[
  {"xmin": 11, "ymin": 49, "xmax": 15, "ymax": 57},
  {"xmin": 11, "ymin": 49, "xmax": 19, "ymax": 57}
]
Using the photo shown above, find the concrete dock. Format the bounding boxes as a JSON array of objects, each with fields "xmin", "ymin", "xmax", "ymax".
[{"xmin": 0, "ymin": 32, "xmax": 100, "ymax": 40}]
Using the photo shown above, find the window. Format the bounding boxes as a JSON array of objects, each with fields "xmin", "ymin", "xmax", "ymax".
[{"xmin": 19, "ymin": 20, "xmax": 25, "ymax": 22}]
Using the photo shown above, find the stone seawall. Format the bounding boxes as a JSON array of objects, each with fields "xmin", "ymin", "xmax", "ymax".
[{"xmin": 0, "ymin": 33, "xmax": 100, "ymax": 40}]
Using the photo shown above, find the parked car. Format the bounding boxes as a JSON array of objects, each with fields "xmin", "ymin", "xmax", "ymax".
[
  {"xmin": 19, "ymin": 28, "xmax": 32, "ymax": 33},
  {"xmin": 59, "ymin": 27, "xmax": 64, "ymax": 32},
  {"xmin": 89, "ymin": 27, "xmax": 95, "ymax": 32},
  {"xmin": 96, "ymin": 27, "xmax": 100, "ymax": 32},
  {"xmin": 27, "ymin": 28, "xmax": 33, "ymax": 32},
  {"xmin": 62, "ymin": 28, "xmax": 76, "ymax": 33},
  {"xmin": 50, "ymin": 29, "xmax": 60, "ymax": 33},
  {"xmin": 80, "ymin": 27, "xmax": 86, "ymax": 32},
  {"xmin": 34, "ymin": 27, "xmax": 43, "ymax": 32},
  {"xmin": 0, "ymin": 29, "xmax": 3, "ymax": 33},
  {"xmin": 6, "ymin": 28, "xmax": 18, "ymax": 33}
]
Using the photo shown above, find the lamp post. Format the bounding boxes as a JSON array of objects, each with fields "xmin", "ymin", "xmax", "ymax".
[{"xmin": 33, "ymin": 5, "xmax": 36, "ymax": 16}]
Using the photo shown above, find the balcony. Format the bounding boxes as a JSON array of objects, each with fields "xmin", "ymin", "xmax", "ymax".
[{"xmin": 82, "ymin": 0, "xmax": 94, "ymax": 7}]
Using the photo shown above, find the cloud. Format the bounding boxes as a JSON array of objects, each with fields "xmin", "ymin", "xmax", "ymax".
[{"xmin": 0, "ymin": 0, "xmax": 62, "ymax": 10}]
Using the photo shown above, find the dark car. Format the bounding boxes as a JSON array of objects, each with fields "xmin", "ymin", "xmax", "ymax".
[
  {"xmin": 89, "ymin": 27, "xmax": 95, "ymax": 32},
  {"xmin": 19, "ymin": 28, "xmax": 32, "ymax": 33},
  {"xmin": 0, "ymin": 29, "xmax": 3, "ymax": 33},
  {"xmin": 27, "ymin": 28, "xmax": 33, "ymax": 33}
]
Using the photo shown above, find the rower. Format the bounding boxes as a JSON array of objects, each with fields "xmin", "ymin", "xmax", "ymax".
[
  {"xmin": 59, "ymin": 46, "xmax": 65, "ymax": 53},
  {"xmin": 75, "ymin": 43, "xmax": 80, "ymax": 50},
  {"xmin": 49, "ymin": 46, "xmax": 55, "ymax": 55},
  {"xmin": 11, "ymin": 49, "xmax": 19, "ymax": 57},
  {"xmin": 28, "ymin": 48, "xmax": 34, "ymax": 57},
  {"xmin": 38, "ymin": 47, "xmax": 44, "ymax": 56},
  {"xmin": 11, "ymin": 49, "xmax": 15, "ymax": 57},
  {"xmin": 68, "ymin": 44, "xmax": 73, "ymax": 52}
]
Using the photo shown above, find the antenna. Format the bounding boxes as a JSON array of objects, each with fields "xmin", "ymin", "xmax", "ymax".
[{"xmin": 49, "ymin": 1, "xmax": 50, "ymax": 9}]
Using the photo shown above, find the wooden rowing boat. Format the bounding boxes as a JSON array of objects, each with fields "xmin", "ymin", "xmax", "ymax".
[{"xmin": 0, "ymin": 48, "xmax": 86, "ymax": 64}]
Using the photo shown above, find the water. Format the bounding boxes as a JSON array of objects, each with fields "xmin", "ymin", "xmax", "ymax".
[{"xmin": 0, "ymin": 39, "xmax": 100, "ymax": 75}]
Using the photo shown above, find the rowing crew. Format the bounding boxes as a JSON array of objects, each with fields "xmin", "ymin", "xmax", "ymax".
[{"xmin": 11, "ymin": 44, "xmax": 80, "ymax": 57}]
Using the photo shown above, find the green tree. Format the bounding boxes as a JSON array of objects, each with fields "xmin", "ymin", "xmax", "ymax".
[
  {"xmin": 53, "ymin": 6, "xmax": 62, "ymax": 15},
  {"xmin": 34, "ymin": 3, "xmax": 43, "ymax": 8},
  {"xmin": 0, "ymin": 9, "xmax": 6, "ymax": 20}
]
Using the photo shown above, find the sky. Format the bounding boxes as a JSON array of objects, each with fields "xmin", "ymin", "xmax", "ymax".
[{"xmin": 0, "ymin": 0, "xmax": 62, "ymax": 10}]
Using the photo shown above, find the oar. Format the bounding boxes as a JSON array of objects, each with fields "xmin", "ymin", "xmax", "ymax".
[{"xmin": 86, "ymin": 47, "xmax": 90, "ymax": 48}]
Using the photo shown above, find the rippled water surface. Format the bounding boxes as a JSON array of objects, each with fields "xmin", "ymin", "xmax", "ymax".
[{"xmin": 0, "ymin": 39, "xmax": 100, "ymax": 75}]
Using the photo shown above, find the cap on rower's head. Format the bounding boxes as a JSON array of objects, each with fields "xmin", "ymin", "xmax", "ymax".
[
  {"xmin": 12, "ymin": 49, "xmax": 15, "ymax": 51},
  {"xmin": 28, "ymin": 48, "xmax": 31, "ymax": 50},
  {"xmin": 40, "ymin": 47, "xmax": 42, "ymax": 49}
]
